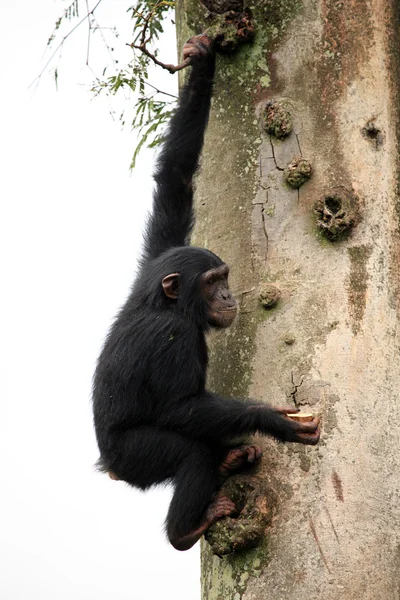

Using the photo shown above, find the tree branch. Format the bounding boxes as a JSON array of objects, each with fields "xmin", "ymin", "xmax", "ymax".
[{"xmin": 130, "ymin": 43, "xmax": 190, "ymax": 74}]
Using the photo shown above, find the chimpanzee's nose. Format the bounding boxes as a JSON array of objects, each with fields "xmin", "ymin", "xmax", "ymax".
[{"xmin": 223, "ymin": 289, "xmax": 235, "ymax": 302}]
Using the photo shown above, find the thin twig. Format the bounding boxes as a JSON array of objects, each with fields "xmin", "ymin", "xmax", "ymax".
[
  {"xmin": 143, "ymin": 80, "xmax": 177, "ymax": 99},
  {"xmin": 85, "ymin": 0, "xmax": 91, "ymax": 66},
  {"xmin": 30, "ymin": 0, "xmax": 104, "ymax": 89},
  {"xmin": 91, "ymin": 15, "xmax": 117, "ymax": 67}
]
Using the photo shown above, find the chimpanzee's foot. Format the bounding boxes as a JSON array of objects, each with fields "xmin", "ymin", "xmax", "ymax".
[
  {"xmin": 219, "ymin": 445, "xmax": 263, "ymax": 479},
  {"xmin": 169, "ymin": 495, "xmax": 237, "ymax": 551},
  {"xmin": 205, "ymin": 495, "xmax": 237, "ymax": 522}
]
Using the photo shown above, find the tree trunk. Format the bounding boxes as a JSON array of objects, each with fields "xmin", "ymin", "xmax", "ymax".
[{"xmin": 177, "ymin": 1, "xmax": 400, "ymax": 598}]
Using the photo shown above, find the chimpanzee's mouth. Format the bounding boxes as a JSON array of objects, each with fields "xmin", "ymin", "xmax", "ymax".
[{"xmin": 216, "ymin": 302, "xmax": 238, "ymax": 313}]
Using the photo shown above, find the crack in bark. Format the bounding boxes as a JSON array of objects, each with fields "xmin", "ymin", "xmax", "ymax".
[
  {"xmin": 295, "ymin": 135, "xmax": 304, "ymax": 205},
  {"xmin": 290, "ymin": 372, "xmax": 304, "ymax": 407},
  {"xmin": 261, "ymin": 198, "xmax": 269, "ymax": 264},
  {"xmin": 270, "ymin": 138, "xmax": 284, "ymax": 171},
  {"xmin": 251, "ymin": 199, "xmax": 268, "ymax": 269},
  {"xmin": 295, "ymin": 132, "xmax": 303, "ymax": 156}
]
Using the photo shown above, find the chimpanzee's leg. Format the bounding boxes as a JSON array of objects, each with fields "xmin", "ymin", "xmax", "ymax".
[
  {"xmin": 107, "ymin": 427, "xmax": 208, "ymax": 488},
  {"xmin": 166, "ymin": 444, "xmax": 237, "ymax": 551},
  {"xmin": 104, "ymin": 427, "xmax": 235, "ymax": 550}
]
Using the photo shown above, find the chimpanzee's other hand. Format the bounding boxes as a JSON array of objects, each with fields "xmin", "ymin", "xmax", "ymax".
[
  {"xmin": 183, "ymin": 35, "xmax": 214, "ymax": 62},
  {"xmin": 289, "ymin": 416, "xmax": 320, "ymax": 445},
  {"xmin": 276, "ymin": 407, "xmax": 320, "ymax": 445}
]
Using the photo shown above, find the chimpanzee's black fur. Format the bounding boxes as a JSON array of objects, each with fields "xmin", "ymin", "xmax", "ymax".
[{"xmin": 93, "ymin": 38, "xmax": 318, "ymax": 550}]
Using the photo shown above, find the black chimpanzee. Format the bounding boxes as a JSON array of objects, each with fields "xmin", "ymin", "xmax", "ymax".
[{"xmin": 93, "ymin": 34, "xmax": 320, "ymax": 551}]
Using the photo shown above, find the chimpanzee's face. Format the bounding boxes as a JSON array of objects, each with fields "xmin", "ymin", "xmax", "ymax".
[{"xmin": 200, "ymin": 264, "xmax": 238, "ymax": 328}]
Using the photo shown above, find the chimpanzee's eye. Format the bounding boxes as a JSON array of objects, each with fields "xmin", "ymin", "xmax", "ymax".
[{"xmin": 208, "ymin": 278, "xmax": 215, "ymax": 285}]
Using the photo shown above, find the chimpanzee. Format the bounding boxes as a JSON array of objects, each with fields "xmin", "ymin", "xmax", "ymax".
[{"xmin": 92, "ymin": 34, "xmax": 320, "ymax": 551}]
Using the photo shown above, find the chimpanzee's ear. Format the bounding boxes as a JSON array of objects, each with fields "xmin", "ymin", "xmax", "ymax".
[{"xmin": 162, "ymin": 273, "xmax": 180, "ymax": 299}]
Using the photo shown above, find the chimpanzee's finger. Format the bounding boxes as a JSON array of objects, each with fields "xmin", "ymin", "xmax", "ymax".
[
  {"xmin": 246, "ymin": 446, "xmax": 256, "ymax": 463},
  {"xmin": 183, "ymin": 35, "xmax": 212, "ymax": 60},
  {"xmin": 246, "ymin": 444, "xmax": 263, "ymax": 463},
  {"xmin": 276, "ymin": 406, "xmax": 300, "ymax": 415},
  {"xmin": 295, "ymin": 431, "xmax": 320, "ymax": 446},
  {"xmin": 296, "ymin": 416, "xmax": 320, "ymax": 432},
  {"xmin": 193, "ymin": 34, "xmax": 213, "ymax": 49}
]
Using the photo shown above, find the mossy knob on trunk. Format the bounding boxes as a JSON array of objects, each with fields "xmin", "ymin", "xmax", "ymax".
[
  {"xmin": 262, "ymin": 100, "xmax": 293, "ymax": 139},
  {"xmin": 204, "ymin": 8, "xmax": 254, "ymax": 53},
  {"xmin": 314, "ymin": 187, "xmax": 361, "ymax": 241},
  {"xmin": 259, "ymin": 283, "xmax": 281, "ymax": 308},
  {"xmin": 284, "ymin": 156, "xmax": 313, "ymax": 188}
]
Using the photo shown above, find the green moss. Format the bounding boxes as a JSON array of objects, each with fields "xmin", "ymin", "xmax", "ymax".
[
  {"xmin": 205, "ymin": 10, "xmax": 255, "ymax": 54},
  {"xmin": 228, "ymin": 540, "xmax": 270, "ymax": 579},
  {"xmin": 283, "ymin": 156, "xmax": 313, "ymax": 188},
  {"xmin": 225, "ymin": 539, "xmax": 271, "ymax": 600},
  {"xmin": 205, "ymin": 477, "xmax": 274, "ymax": 556},
  {"xmin": 264, "ymin": 203, "xmax": 276, "ymax": 217},
  {"xmin": 201, "ymin": 0, "xmax": 244, "ymax": 12},
  {"xmin": 201, "ymin": 535, "xmax": 271, "ymax": 600},
  {"xmin": 181, "ymin": 0, "xmax": 302, "ymax": 94},
  {"xmin": 313, "ymin": 223, "xmax": 335, "ymax": 247},
  {"xmin": 206, "ymin": 515, "xmax": 266, "ymax": 557},
  {"xmin": 262, "ymin": 100, "xmax": 293, "ymax": 138}
]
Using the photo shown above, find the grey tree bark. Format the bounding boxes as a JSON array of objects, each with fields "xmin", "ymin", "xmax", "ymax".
[{"xmin": 177, "ymin": 1, "xmax": 400, "ymax": 598}]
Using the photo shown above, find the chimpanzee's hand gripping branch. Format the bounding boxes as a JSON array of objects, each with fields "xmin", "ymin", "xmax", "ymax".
[{"xmin": 93, "ymin": 35, "xmax": 320, "ymax": 551}]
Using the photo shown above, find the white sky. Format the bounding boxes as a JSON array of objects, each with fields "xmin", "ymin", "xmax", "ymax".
[{"xmin": 0, "ymin": 2, "xmax": 200, "ymax": 599}]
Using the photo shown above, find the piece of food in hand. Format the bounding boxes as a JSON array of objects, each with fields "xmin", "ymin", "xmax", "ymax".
[{"xmin": 286, "ymin": 412, "xmax": 314, "ymax": 423}]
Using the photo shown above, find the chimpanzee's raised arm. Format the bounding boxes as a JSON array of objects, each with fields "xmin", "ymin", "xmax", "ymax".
[{"xmin": 141, "ymin": 35, "xmax": 216, "ymax": 263}]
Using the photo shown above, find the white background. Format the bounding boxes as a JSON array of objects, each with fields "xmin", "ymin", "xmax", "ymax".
[{"xmin": 0, "ymin": 2, "xmax": 200, "ymax": 598}]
